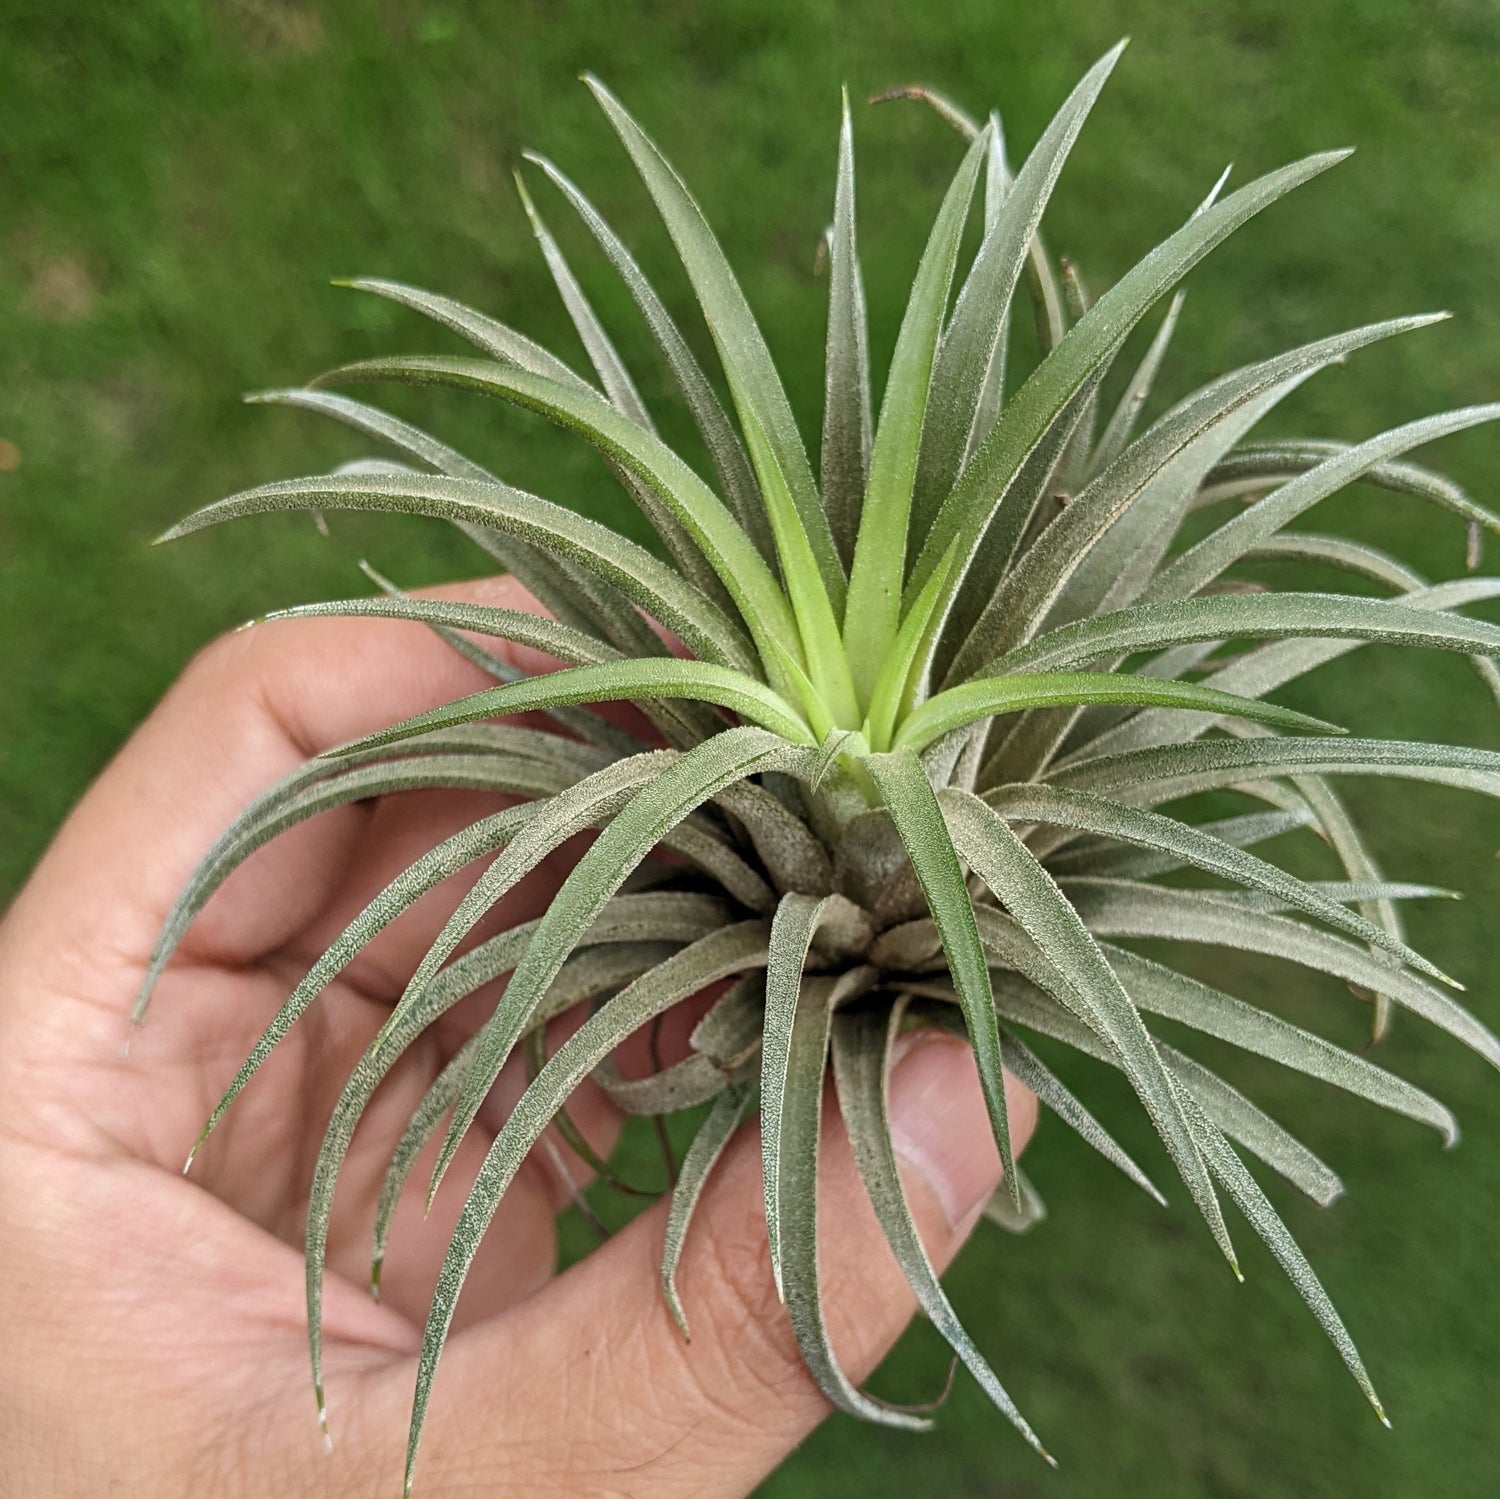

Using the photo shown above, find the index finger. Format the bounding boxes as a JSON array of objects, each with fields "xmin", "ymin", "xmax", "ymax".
[{"xmin": 1, "ymin": 573, "xmax": 554, "ymax": 1016}]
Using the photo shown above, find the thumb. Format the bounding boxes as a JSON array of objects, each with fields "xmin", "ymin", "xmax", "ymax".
[{"xmin": 402, "ymin": 1032, "xmax": 1036, "ymax": 1498}]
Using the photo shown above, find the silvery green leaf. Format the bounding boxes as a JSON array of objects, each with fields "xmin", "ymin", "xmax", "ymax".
[
  {"xmin": 185, "ymin": 804, "xmax": 538, "ymax": 1169},
  {"xmin": 910, "ymin": 150, "xmax": 1356, "ymax": 615},
  {"xmin": 134, "ymin": 739, "xmax": 594, "ymax": 1025},
  {"xmin": 583, "ymin": 75, "xmax": 847, "ymax": 614},
  {"xmin": 1045, "ymin": 806, "xmax": 1315, "ymax": 879},
  {"xmin": 932, "ymin": 378, "xmax": 1099, "ymax": 689},
  {"xmin": 1201, "ymin": 437, "xmax": 1500, "ymax": 543},
  {"xmin": 1063, "ymin": 879, "xmax": 1500, "ymax": 1067},
  {"xmin": 1051, "ymin": 735, "xmax": 1500, "ymax": 808},
  {"xmin": 1207, "ymin": 881, "xmax": 1454, "ymax": 911},
  {"xmin": 404, "ymin": 921, "xmax": 811, "ymax": 1493},
  {"xmin": 373, "ymin": 754, "xmax": 680, "ymax": 1052},
  {"xmin": 866, "ymin": 751, "xmax": 1020, "ymax": 1203},
  {"xmin": 989, "ymin": 638, "xmax": 1223, "ymax": 781},
  {"xmin": 775, "ymin": 972, "xmax": 926, "ymax": 1428},
  {"xmin": 982, "ymin": 783, "xmax": 1448, "ymax": 981},
  {"xmin": 660, "ymin": 1065, "xmax": 758, "ymax": 1337},
  {"xmin": 1239, "ymin": 531, "xmax": 1425, "ymax": 590},
  {"xmin": 912, "ymin": 44, "xmax": 1124, "ymax": 537},
  {"xmin": 989, "ymin": 1024, "xmax": 1165, "ymax": 1203},
  {"xmin": 1089, "ymin": 291, "xmax": 1185, "ymax": 477},
  {"xmin": 274, "ymin": 574, "xmax": 659, "ymax": 754},
  {"xmin": 511, "ymin": 171, "xmax": 654, "ymax": 433},
  {"xmin": 1101, "ymin": 945, "xmax": 1456, "ymax": 1143},
  {"xmin": 522, "ymin": 152, "xmax": 773, "ymax": 563},
  {"xmin": 594, "ymin": 976, "xmax": 760, "ymax": 1115},
  {"xmin": 1057, "ymin": 578, "xmax": 1500, "ymax": 765},
  {"xmin": 582, "ymin": 74, "xmax": 846, "ymax": 603},
  {"xmin": 317, "ymin": 931, "xmax": 682, "ymax": 1411},
  {"xmin": 369, "ymin": 1034, "xmax": 480, "ymax": 1309},
  {"xmin": 1176, "ymin": 1093, "xmax": 1387, "ymax": 1424},
  {"xmin": 844, "ymin": 127, "xmax": 987, "ymax": 702},
  {"xmin": 1287, "ymin": 774, "xmax": 1406, "ymax": 1041},
  {"xmin": 333, "ymin": 659, "xmax": 814, "ymax": 756},
  {"xmin": 941, "ymin": 792, "xmax": 1238, "ymax": 1270},
  {"xmin": 336, "ymin": 276, "xmax": 589, "ymax": 387},
  {"xmin": 248, "ymin": 386, "xmax": 656, "ymax": 651},
  {"xmin": 1164, "ymin": 1046, "xmax": 1344, "ymax": 1206},
  {"xmin": 831, "ymin": 1005, "xmax": 1052, "ymax": 1458},
  {"xmin": 821, "ymin": 92, "xmax": 872, "ymax": 570},
  {"xmin": 898, "ymin": 667, "xmax": 1342, "ymax": 755},
  {"xmin": 430, "ymin": 728, "xmax": 806, "ymax": 1200},
  {"xmin": 761, "ymin": 892, "xmax": 857, "ymax": 1293},
  {"xmin": 1147, "ymin": 405, "xmax": 1500, "ymax": 603},
  {"xmin": 715, "ymin": 778, "xmax": 835, "ymax": 896},
  {"xmin": 999, "ymin": 588, "xmax": 1500, "ymax": 678},
  {"xmin": 159, "ymin": 470, "xmax": 758, "ymax": 674},
  {"xmin": 513, "ymin": 169, "xmax": 736, "ymax": 607},
  {"xmin": 945, "ymin": 316, "xmax": 1439, "ymax": 680},
  {"xmin": 310, "ymin": 355, "xmax": 803, "ymax": 675},
  {"xmin": 263, "ymin": 593, "xmax": 621, "ymax": 667}
]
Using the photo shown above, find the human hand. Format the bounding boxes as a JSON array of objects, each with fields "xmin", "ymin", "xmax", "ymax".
[{"xmin": 0, "ymin": 576, "xmax": 1035, "ymax": 1497}]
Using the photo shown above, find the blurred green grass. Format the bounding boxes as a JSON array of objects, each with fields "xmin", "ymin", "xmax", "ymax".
[{"xmin": 3, "ymin": 2, "xmax": 1498, "ymax": 1495}]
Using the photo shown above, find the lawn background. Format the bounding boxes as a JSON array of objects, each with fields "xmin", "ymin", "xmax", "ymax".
[{"xmin": 2, "ymin": 1, "xmax": 1497, "ymax": 1495}]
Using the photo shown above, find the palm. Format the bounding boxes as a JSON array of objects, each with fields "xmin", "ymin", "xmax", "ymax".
[
  {"xmin": 0, "ymin": 589, "xmax": 625, "ymax": 1443},
  {"xmin": 123, "ymin": 793, "xmax": 607, "ymax": 1330}
]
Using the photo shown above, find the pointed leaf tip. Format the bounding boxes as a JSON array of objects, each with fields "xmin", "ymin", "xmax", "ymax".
[{"xmin": 511, "ymin": 167, "xmax": 539, "ymax": 221}]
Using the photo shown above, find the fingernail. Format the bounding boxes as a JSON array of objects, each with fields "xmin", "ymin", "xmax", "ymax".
[{"xmin": 886, "ymin": 1032, "xmax": 1005, "ymax": 1233}]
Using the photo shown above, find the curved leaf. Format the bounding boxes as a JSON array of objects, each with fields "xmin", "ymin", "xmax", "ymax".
[
  {"xmin": 1148, "ymin": 405, "xmax": 1500, "ymax": 602},
  {"xmin": 336, "ymin": 659, "xmax": 814, "ymax": 756},
  {"xmin": 429, "ymin": 728, "xmax": 806, "ymax": 1199},
  {"xmin": 404, "ymin": 922, "xmax": 801, "ymax": 1493},
  {"xmin": 582, "ymin": 74, "xmax": 846, "ymax": 612},
  {"xmin": 1064, "ymin": 879, "xmax": 1500, "ymax": 1067},
  {"xmin": 832, "ymin": 1005, "xmax": 1051, "ymax": 1458},
  {"xmin": 523, "ymin": 152, "xmax": 773, "ymax": 563},
  {"xmin": 660, "ymin": 1066, "xmax": 758, "ymax": 1336},
  {"xmin": 312, "ymin": 356, "xmax": 802, "ymax": 675},
  {"xmin": 910, "ymin": 150, "xmax": 1355, "ymax": 611},
  {"xmin": 941, "ymin": 791, "xmax": 1237, "ymax": 1270},
  {"xmin": 998, "ymin": 589, "xmax": 1500, "ymax": 676},
  {"xmin": 897, "ymin": 668, "xmax": 1342, "ymax": 753},
  {"xmin": 983, "ymin": 782, "xmax": 1449, "ymax": 981},
  {"xmin": 866, "ymin": 751, "xmax": 1020, "ymax": 1203},
  {"xmin": 160, "ymin": 470, "xmax": 756, "ymax": 673}
]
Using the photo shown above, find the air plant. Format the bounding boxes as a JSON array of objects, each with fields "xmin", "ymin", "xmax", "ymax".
[{"xmin": 142, "ymin": 41, "xmax": 1500, "ymax": 1493}]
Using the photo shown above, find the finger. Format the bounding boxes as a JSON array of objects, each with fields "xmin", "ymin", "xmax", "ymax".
[
  {"xmin": 5, "ymin": 575, "xmax": 549, "ymax": 991},
  {"xmin": 357, "ymin": 1033, "xmax": 1037, "ymax": 1499},
  {"xmin": 288, "ymin": 789, "xmax": 588, "ymax": 1002},
  {"xmin": 365, "ymin": 1004, "xmax": 633, "ymax": 1330}
]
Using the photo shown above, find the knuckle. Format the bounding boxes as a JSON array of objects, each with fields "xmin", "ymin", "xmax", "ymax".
[{"xmin": 669, "ymin": 1211, "xmax": 815, "ymax": 1424}]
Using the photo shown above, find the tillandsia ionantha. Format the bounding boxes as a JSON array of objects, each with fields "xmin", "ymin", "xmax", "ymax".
[{"xmin": 139, "ymin": 39, "xmax": 1500, "ymax": 1493}]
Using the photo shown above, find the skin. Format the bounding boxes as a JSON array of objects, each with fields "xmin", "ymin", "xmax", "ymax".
[{"xmin": 0, "ymin": 575, "xmax": 1035, "ymax": 1497}]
